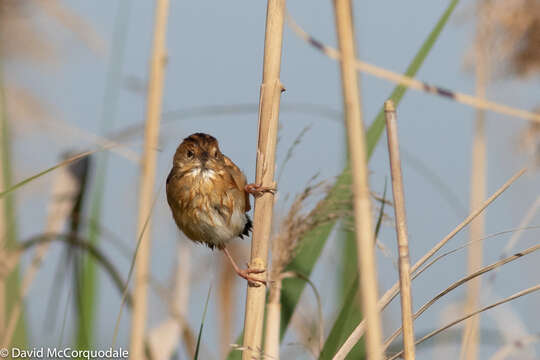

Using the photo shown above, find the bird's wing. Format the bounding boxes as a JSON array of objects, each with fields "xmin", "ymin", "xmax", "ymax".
[{"xmin": 223, "ymin": 155, "xmax": 251, "ymax": 212}]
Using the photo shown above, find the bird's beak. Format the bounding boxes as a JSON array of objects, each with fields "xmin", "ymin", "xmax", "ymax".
[{"xmin": 200, "ymin": 151, "xmax": 209, "ymax": 165}]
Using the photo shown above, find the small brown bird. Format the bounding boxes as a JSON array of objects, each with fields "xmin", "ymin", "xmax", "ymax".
[{"xmin": 166, "ymin": 133, "xmax": 272, "ymax": 285}]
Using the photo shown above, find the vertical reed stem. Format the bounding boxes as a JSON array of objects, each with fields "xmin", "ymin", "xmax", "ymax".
[
  {"xmin": 219, "ymin": 245, "xmax": 238, "ymax": 359},
  {"xmin": 384, "ymin": 100, "xmax": 415, "ymax": 360},
  {"xmin": 333, "ymin": 1, "xmax": 383, "ymax": 359},
  {"xmin": 130, "ymin": 1, "xmax": 170, "ymax": 359},
  {"xmin": 263, "ymin": 279, "xmax": 282, "ymax": 360},
  {"xmin": 461, "ymin": 9, "xmax": 488, "ymax": 360},
  {"xmin": 241, "ymin": 0, "xmax": 285, "ymax": 358}
]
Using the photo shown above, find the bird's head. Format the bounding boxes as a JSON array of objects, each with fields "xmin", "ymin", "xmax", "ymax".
[{"xmin": 173, "ymin": 132, "xmax": 225, "ymax": 172}]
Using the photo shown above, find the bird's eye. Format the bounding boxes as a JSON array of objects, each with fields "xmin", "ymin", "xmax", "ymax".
[
  {"xmin": 187, "ymin": 150, "xmax": 194, "ymax": 158},
  {"xmin": 213, "ymin": 150, "xmax": 219, "ymax": 158}
]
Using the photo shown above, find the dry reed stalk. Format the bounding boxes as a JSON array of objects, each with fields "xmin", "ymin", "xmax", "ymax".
[
  {"xmin": 264, "ymin": 278, "xmax": 282, "ymax": 359},
  {"xmin": 241, "ymin": 0, "xmax": 285, "ymax": 358},
  {"xmin": 129, "ymin": 0, "xmax": 170, "ymax": 359},
  {"xmin": 219, "ymin": 243, "xmax": 239, "ymax": 358},
  {"xmin": 388, "ymin": 283, "xmax": 540, "ymax": 360},
  {"xmin": 461, "ymin": 11, "xmax": 489, "ymax": 359},
  {"xmin": 147, "ymin": 243, "xmax": 192, "ymax": 360},
  {"xmin": 333, "ymin": 1, "xmax": 383, "ymax": 359},
  {"xmin": 286, "ymin": 14, "xmax": 540, "ymax": 124},
  {"xmin": 332, "ymin": 168, "xmax": 526, "ymax": 360},
  {"xmin": 175, "ymin": 244, "xmax": 195, "ymax": 357},
  {"xmin": 384, "ymin": 100, "xmax": 415, "ymax": 359}
]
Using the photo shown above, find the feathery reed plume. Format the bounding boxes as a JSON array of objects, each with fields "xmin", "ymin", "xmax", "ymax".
[
  {"xmin": 1, "ymin": 0, "xmax": 103, "ymax": 63},
  {"xmin": 470, "ymin": 0, "xmax": 540, "ymax": 78},
  {"xmin": 519, "ymin": 110, "xmax": 540, "ymax": 168},
  {"xmin": 384, "ymin": 100, "xmax": 415, "ymax": 359},
  {"xmin": 130, "ymin": 0, "xmax": 170, "ymax": 359},
  {"xmin": 265, "ymin": 180, "xmax": 327, "ymax": 358},
  {"xmin": 333, "ymin": 0, "xmax": 383, "ymax": 358},
  {"xmin": 241, "ymin": 0, "xmax": 285, "ymax": 358},
  {"xmin": 472, "ymin": 0, "xmax": 540, "ymax": 171}
]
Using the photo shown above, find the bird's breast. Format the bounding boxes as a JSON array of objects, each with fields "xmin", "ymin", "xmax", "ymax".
[{"xmin": 167, "ymin": 166, "xmax": 247, "ymax": 248}]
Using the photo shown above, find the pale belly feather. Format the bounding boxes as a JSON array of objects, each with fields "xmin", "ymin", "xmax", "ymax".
[{"xmin": 175, "ymin": 168, "xmax": 246, "ymax": 248}]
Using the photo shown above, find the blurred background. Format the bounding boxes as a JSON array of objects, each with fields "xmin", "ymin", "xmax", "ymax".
[{"xmin": 1, "ymin": 0, "xmax": 540, "ymax": 359}]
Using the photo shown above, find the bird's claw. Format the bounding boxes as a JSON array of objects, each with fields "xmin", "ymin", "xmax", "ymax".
[
  {"xmin": 245, "ymin": 183, "xmax": 276, "ymax": 198},
  {"xmin": 237, "ymin": 267, "xmax": 266, "ymax": 287}
]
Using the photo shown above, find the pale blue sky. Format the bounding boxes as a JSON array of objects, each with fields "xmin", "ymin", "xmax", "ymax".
[{"xmin": 9, "ymin": 0, "xmax": 540, "ymax": 359}]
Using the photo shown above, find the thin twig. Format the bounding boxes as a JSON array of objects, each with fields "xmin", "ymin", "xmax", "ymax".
[
  {"xmin": 384, "ymin": 100, "xmax": 415, "ymax": 359},
  {"xmin": 412, "ymin": 226, "xmax": 540, "ymax": 281},
  {"xmin": 387, "ymin": 283, "xmax": 540, "ymax": 360},
  {"xmin": 502, "ymin": 194, "xmax": 540, "ymax": 256},
  {"xmin": 332, "ymin": 168, "xmax": 526, "ymax": 360},
  {"xmin": 285, "ymin": 12, "xmax": 540, "ymax": 124},
  {"xmin": 383, "ymin": 242, "xmax": 540, "ymax": 351}
]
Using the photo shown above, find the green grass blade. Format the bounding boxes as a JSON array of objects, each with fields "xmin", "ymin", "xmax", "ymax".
[
  {"xmin": 365, "ymin": 0, "xmax": 460, "ymax": 157},
  {"xmin": 0, "ymin": 65, "xmax": 27, "ymax": 347},
  {"xmin": 319, "ymin": 275, "xmax": 361, "ymax": 359},
  {"xmin": 0, "ymin": 150, "xmax": 98, "ymax": 199},
  {"xmin": 78, "ymin": 0, "xmax": 133, "ymax": 351},
  {"xmin": 322, "ymin": 180, "xmax": 388, "ymax": 359},
  {"xmin": 227, "ymin": 1, "xmax": 459, "ymax": 358},
  {"xmin": 194, "ymin": 286, "xmax": 212, "ymax": 360}
]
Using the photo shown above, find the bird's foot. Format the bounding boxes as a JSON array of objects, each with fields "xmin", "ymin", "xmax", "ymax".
[
  {"xmin": 245, "ymin": 183, "xmax": 276, "ymax": 197},
  {"xmin": 235, "ymin": 267, "xmax": 267, "ymax": 287},
  {"xmin": 223, "ymin": 247, "xmax": 267, "ymax": 287}
]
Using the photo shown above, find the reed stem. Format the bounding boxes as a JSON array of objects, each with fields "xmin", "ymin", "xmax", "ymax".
[
  {"xmin": 384, "ymin": 100, "xmax": 415, "ymax": 360},
  {"xmin": 129, "ymin": 0, "xmax": 170, "ymax": 359},
  {"xmin": 333, "ymin": 1, "xmax": 383, "ymax": 359},
  {"xmin": 461, "ymin": 9, "xmax": 488, "ymax": 359},
  {"xmin": 263, "ymin": 278, "xmax": 282, "ymax": 359},
  {"xmin": 241, "ymin": 0, "xmax": 285, "ymax": 358}
]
